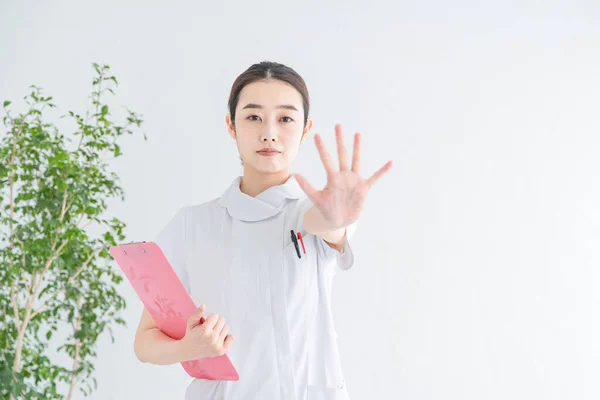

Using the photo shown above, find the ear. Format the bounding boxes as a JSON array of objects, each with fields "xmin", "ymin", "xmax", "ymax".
[
  {"xmin": 225, "ymin": 114, "xmax": 236, "ymax": 139},
  {"xmin": 300, "ymin": 118, "xmax": 313, "ymax": 145}
]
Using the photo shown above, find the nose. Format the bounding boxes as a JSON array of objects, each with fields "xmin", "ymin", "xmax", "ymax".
[{"xmin": 260, "ymin": 130, "xmax": 278, "ymax": 143}]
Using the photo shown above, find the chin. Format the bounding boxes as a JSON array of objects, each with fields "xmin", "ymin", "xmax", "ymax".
[
  {"xmin": 255, "ymin": 164, "xmax": 286, "ymax": 174},
  {"xmin": 250, "ymin": 160, "xmax": 287, "ymax": 175}
]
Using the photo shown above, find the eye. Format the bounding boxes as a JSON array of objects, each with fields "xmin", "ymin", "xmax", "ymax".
[
  {"xmin": 281, "ymin": 116, "xmax": 293, "ymax": 123},
  {"xmin": 247, "ymin": 115, "xmax": 261, "ymax": 121}
]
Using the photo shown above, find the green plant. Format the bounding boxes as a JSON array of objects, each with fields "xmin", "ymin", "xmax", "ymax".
[{"xmin": 0, "ymin": 63, "xmax": 145, "ymax": 399}]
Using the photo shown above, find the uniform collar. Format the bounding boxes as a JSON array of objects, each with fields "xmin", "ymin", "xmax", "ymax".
[{"xmin": 217, "ymin": 175, "xmax": 306, "ymax": 222}]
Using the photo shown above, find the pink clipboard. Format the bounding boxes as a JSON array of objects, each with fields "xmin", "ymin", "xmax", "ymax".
[{"xmin": 109, "ymin": 241, "xmax": 239, "ymax": 381}]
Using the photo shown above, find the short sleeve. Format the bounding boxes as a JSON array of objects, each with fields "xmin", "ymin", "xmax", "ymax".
[
  {"xmin": 153, "ymin": 207, "xmax": 191, "ymax": 293},
  {"xmin": 318, "ymin": 221, "xmax": 357, "ymax": 272},
  {"xmin": 298, "ymin": 199, "xmax": 358, "ymax": 272}
]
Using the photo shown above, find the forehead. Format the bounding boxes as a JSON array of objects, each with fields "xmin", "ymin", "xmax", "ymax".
[{"xmin": 237, "ymin": 80, "xmax": 303, "ymax": 110}]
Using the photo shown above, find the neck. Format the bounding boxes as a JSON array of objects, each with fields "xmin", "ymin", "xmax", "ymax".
[{"xmin": 240, "ymin": 167, "xmax": 291, "ymax": 197}]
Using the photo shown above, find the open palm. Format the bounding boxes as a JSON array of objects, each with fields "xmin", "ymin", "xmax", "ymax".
[{"xmin": 294, "ymin": 124, "xmax": 393, "ymax": 229}]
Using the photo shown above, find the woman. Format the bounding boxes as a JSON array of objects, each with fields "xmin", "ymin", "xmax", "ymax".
[{"xmin": 134, "ymin": 61, "xmax": 392, "ymax": 399}]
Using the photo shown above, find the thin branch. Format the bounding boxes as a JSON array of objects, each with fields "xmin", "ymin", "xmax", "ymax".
[
  {"xmin": 30, "ymin": 247, "xmax": 100, "ymax": 320},
  {"xmin": 78, "ymin": 218, "xmax": 93, "ymax": 230},
  {"xmin": 29, "ymin": 211, "xmax": 87, "ymax": 320},
  {"xmin": 49, "ymin": 188, "xmax": 70, "ymax": 252},
  {"xmin": 29, "ymin": 189, "xmax": 75, "ymax": 298},
  {"xmin": 68, "ymin": 250, "xmax": 96, "ymax": 285},
  {"xmin": 59, "ymin": 188, "xmax": 69, "ymax": 221},
  {"xmin": 65, "ymin": 197, "xmax": 77, "ymax": 218},
  {"xmin": 66, "ymin": 296, "xmax": 84, "ymax": 400},
  {"xmin": 7, "ymin": 107, "xmax": 32, "ymax": 337},
  {"xmin": 17, "ymin": 238, "xmax": 26, "ymax": 270},
  {"xmin": 36, "ymin": 238, "xmax": 68, "ymax": 290},
  {"xmin": 10, "ymin": 282, "xmax": 21, "ymax": 328}
]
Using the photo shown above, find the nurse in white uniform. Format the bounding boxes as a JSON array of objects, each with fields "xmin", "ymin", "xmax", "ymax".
[{"xmin": 134, "ymin": 61, "xmax": 392, "ymax": 400}]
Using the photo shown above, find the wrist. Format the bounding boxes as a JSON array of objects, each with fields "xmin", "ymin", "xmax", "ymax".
[{"xmin": 176, "ymin": 336, "xmax": 194, "ymax": 362}]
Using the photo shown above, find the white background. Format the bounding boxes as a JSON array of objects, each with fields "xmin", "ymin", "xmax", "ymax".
[{"xmin": 1, "ymin": 1, "xmax": 599, "ymax": 399}]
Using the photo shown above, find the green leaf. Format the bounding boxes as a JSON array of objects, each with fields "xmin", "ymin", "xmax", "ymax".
[{"xmin": 0, "ymin": 61, "xmax": 145, "ymax": 399}]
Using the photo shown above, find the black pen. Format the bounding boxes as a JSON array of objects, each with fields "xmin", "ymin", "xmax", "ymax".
[{"xmin": 290, "ymin": 230, "xmax": 302, "ymax": 259}]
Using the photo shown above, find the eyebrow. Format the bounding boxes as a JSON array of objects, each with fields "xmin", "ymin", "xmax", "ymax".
[{"xmin": 241, "ymin": 103, "xmax": 299, "ymax": 112}]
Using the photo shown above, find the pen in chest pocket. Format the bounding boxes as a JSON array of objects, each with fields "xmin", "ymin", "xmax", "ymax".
[{"xmin": 290, "ymin": 230, "xmax": 307, "ymax": 259}]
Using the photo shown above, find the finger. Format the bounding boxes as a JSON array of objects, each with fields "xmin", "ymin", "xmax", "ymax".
[
  {"xmin": 223, "ymin": 334, "xmax": 235, "ymax": 351},
  {"xmin": 335, "ymin": 124, "xmax": 349, "ymax": 170},
  {"xmin": 314, "ymin": 134, "xmax": 336, "ymax": 176},
  {"xmin": 219, "ymin": 324, "xmax": 230, "ymax": 340},
  {"xmin": 214, "ymin": 316, "xmax": 226, "ymax": 334},
  {"xmin": 203, "ymin": 313, "xmax": 219, "ymax": 330},
  {"xmin": 187, "ymin": 304, "xmax": 206, "ymax": 329},
  {"xmin": 351, "ymin": 133, "xmax": 361, "ymax": 173},
  {"xmin": 294, "ymin": 174, "xmax": 321, "ymax": 205},
  {"xmin": 366, "ymin": 160, "xmax": 393, "ymax": 188}
]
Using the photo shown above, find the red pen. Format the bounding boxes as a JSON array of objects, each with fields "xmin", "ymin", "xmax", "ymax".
[{"xmin": 297, "ymin": 232, "xmax": 306, "ymax": 254}]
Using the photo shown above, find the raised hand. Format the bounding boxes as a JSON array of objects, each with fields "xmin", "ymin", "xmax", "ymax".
[{"xmin": 294, "ymin": 124, "xmax": 392, "ymax": 230}]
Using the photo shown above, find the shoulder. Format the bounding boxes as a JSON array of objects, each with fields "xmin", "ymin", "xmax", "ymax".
[
  {"xmin": 179, "ymin": 196, "xmax": 230, "ymax": 228},
  {"xmin": 184, "ymin": 197, "xmax": 221, "ymax": 215},
  {"xmin": 155, "ymin": 197, "xmax": 226, "ymax": 244}
]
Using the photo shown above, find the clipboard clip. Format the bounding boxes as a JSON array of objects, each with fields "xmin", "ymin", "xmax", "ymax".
[{"xmin": 121, "ymin": 241, "xmax": 147, "ymax": 254}]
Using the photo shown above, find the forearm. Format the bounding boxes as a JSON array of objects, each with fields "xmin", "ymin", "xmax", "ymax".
[{"xmin": 134, "ymin": 328, "xmax": 189, "ymax": 365}]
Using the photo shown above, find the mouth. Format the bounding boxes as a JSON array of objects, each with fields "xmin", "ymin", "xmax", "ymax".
[{"xmin": 257, "ymin": 149, "xmax": 281, "ymax": 156}]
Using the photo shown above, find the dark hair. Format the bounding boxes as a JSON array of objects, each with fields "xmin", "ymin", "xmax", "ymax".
[{"xmin": 228, "ymin": 61, "xmax": 310, "ymax": 127}]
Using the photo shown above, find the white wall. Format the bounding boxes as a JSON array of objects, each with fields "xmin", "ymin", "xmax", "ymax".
[{"xmin": 1, "ymin": 1, "xmax": 599, "ymax": 399}]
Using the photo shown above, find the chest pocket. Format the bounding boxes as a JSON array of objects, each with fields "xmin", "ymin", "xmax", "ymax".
[
  {"xmin": 284, "ymin": 228, "xmax": 311, "ymax": 259},
  {"xmin": 282, "ymin": 229, "xmax": 320, "ymax": 392},
  {"xmin": 282, "ymin": 229, "xmax": 318, "ymax": 311}
]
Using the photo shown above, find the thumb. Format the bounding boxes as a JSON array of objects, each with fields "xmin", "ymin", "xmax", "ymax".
[
  {"xmin": 294, "ymin": 174, "xmax": 320, "ymax": 205},
  {"xmin": 187, "ymin": 304, "xmax": 206, "ymax": 330}
]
